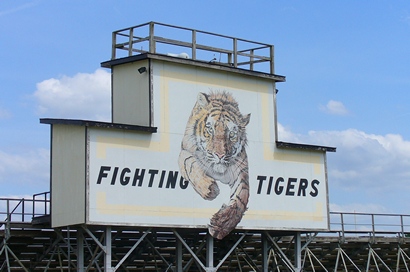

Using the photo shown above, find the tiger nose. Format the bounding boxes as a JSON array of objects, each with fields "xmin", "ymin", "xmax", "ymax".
[{"xmin": 215, "ymin": 152, "xmax": 225, "ymax": 159}]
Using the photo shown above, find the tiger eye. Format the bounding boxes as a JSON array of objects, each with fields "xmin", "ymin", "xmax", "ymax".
[{"xmin": 229, "ymin": 131, "xmax": 237, "ymax": 140}]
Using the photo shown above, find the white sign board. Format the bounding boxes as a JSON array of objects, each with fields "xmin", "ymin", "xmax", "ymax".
[{"xmin": 87, "ymin": 62, "xmax": 329, "ymax": 239}]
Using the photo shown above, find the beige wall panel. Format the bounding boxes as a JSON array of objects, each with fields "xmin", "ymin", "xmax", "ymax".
[
  {"xmin": 51, "ymin": 125, "xmax": 86, "ymax": 227},
  {"xmin": 112, "ymin": 60, "xmax": 150, "ymax": 126}
]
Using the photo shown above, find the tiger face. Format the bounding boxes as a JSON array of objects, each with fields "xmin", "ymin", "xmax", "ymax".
[{"xmin": 198, "ymin": 106, "xmax": 250, "ymax": 177}]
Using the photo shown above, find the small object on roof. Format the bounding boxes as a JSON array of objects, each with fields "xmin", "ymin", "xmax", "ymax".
[{"xmin": 167, "ymin": 52, "xmax": 190, "ymax": 59}]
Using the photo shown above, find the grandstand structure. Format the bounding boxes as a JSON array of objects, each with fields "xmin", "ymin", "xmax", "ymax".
[
  {"xmin": 1, "ymin": 196, "xmax": 410, "ymax": 271},
  {"xmin": 1, "ymin": 22, "xmax": 410, "ymax": 271}
]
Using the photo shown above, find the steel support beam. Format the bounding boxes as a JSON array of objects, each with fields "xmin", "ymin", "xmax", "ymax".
[
  {"xmin": 105, "ymin": 226, "xmax": 112, "ymax": 272},
  {"xmin": 206, "ymin": 234, "xmax": 214, "ymax": 271},
  {"xmin": 294, "ymin": 232, "xmax": 302, "ymax": 272},
  {"xmin": 77, "ymin": 228, "xmax": 84, "ymax": 272},
  {"xmin": 262, "ymin": 233, "xmax": 268, "ymax": 272},
  {"xmin": 176, "ymin": 237, "xmax": 182, "ymax": 272}
]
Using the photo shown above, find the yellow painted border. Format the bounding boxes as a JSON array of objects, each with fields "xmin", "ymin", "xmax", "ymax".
[{"xmin": 96, "ymin": 192, "xmax": 324, "ymax": 222}]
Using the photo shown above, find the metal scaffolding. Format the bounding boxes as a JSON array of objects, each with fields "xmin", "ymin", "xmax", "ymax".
[{"xmin": 1, "ymin": 194, "xmax": 410, "ymax": 271}]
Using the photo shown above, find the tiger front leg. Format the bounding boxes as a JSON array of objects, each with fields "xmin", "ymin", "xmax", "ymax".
[
  {"xmin": 208, "ymin": 173, "xmax": 249, "ymax": 239},
  {"xmin": 178, "ymin": 150, "xmax": 220, "ymax": 200}
]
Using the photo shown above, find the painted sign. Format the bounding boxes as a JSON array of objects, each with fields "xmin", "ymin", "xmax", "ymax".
[{"xmin": 87, "ymin": 62, "xmax": 329, "ymax": 239}]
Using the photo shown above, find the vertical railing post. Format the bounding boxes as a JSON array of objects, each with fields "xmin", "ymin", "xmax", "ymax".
[
  {"xmin": 371, "ymin": 214, "xmax": 375, "ymax": 243},
  {"xmin": 111, "ymin": 31, "xmax": 117, "ymax": 60},
  {"xmin": 270, "ymin": 45, "xmax": 275, "ymax": 74},
  {"xmin": 21, "ymin": 199, "xmax": 24, "ymax": 222},
  {"xmin": 45, "ymin": 192, "xmax": 48, "ymax": 214},
  {"xmin": 6, "ymin": 200, "xmax": 10, "ymax": 239},
  {"xmin": 191, "ymin": 30, "xmax": 196, "ymax": 60},
  {"xmin": 6, "ymin": 200, "xmax": 10, "ymax": 222},
  {"xmin": 149, "ymin": 22, "xmax": 155, "ymax": 53},
  {"xmin": 227, "ymin": 53, "xmax": 232, "ymax": 65},
  {"xmin": 128, "ymin": 27, "xmax": 134, "ymax": 57},
  {"xmin": 233, "ymin": 38, "xmax": 238, "ymax": 68},
  {"xmin": 32, "ymin": 194, "xmax": 36, "ymax": 217},
  {"xmin": 400, "ymin": 215, "xmax": 404, "ymax": 240},
  {"xmin": 250, "ymin": 49, "xmax": 254, "ymax": 71}
]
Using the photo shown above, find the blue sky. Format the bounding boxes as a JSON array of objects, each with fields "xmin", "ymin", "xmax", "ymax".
[{"xmin": 1, "ymin": 1, "xmax": 410, "ymax": 214}]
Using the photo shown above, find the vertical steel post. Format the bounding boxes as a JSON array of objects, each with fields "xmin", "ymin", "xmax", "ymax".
[
  {"xmin": 206, "ymin": 234, "xmax": 214, "ymax": 270},
  {"xmin": 176, "ymin": 237, "xmax": 182, "ymax": 272},
  {"xmin": 294, "ymin": 232, "xmax": 302, "ymax": 272},
  {"xmin": 105, "ymin": 226, "xmax": 112, "ymax": 272},
  {"xmin": 77, "ymin": 228, "xmax": 84, "ymax": 272},
  {"xmin": 67, "ymin": 226, "xmax": 71, "ymax": 272},
  {"xmin": 262, "ymin": 233, "xmax": 268, "ymax": 272}
]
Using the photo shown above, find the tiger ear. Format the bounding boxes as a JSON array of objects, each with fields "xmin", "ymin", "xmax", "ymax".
[
  {"xmin": 242, "ymin": 113, "xmax": 251, "ymax": 127},
  {"xmin": 197, "ymin": 92, "xmax": 209, "ymax": 108}
]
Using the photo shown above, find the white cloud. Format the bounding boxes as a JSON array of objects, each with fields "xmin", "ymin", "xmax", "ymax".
[
  {"xmin": 320, "ymin": 100, "xmax": 349, "ymax": 116},
  {"xmin": 0, "ymin": 148, "xmax": 49, "ymax": 187},
  {"xmin": 33, "ymin": 69, "xmax": 111, "ymax": 122},
  {"xmin": 278, "ymin": 124, "xmax": 410, "ymax": 213}
]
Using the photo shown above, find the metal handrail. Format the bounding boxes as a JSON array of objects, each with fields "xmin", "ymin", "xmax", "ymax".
[
  {"xmin": 329, "ymin": 211, "xmax": 410, "ymax": 239},
  {"xmin": 111, "ymin": 21, "xmax": 275, "ymax": 74},
  {"xmin": 0, "ymin": 192, "xmax": 50, "ymax": 226}
]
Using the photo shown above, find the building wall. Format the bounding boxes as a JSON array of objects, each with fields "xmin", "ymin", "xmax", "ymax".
[
  {"xmin": 51, "ymin": 124, "xmax": 86, "ymax": 227},
  {"xmin": 112, "ymin": 59, "xmax": 151, "ymax": 126}
]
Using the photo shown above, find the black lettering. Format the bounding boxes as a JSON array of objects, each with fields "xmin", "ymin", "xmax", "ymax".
[
  {"xmin": 111, "ymin": 167, "xmax": 119, "ymax": 185},
  {"xmin": 148, "ymin": 169, "xmax": 158, "ymax": 187},
  {"xmin": 120, "ymin": 168, "xmax": 131, "ymax": 185},
  {"xmin": 298, "ymin": 178, "xmax": 308, "ymax": 196},
  {"xmin": 267, "ymin": 176, "xmax": 274, "ymax": 195},
  {"xmin": 158, "ymin": 170, "xmax": 166, "ymax": 188},
  {"xmin": 97, "ymin": 166, "xmax": 111, "ymax": 184},
  {"xmin": 274, "ymin": 177, "xmax": 284, "ymax": 195},
  {"xmin": 180, "ymin": 177, "xmax": 189, "ymax": 189},
  {"xmin": 310, "ymin": 180, "xmax": 320, "ymax": 197},
  {"xmin": 132, "ymin": 168, "xmax": 145, "ymax": 186},
  {"xmin": 166, "ymin": 171, "xmax": 178, "ymax": 188},
  {"xmin": 256, "ymin": 175, "xmax": 266, "ymax": 194},
  {"xmin": 286, "ymin": 178, "xmax": 297, "ymax": 196}
]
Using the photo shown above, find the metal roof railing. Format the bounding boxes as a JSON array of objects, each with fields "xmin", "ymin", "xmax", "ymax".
[{"xmin": 111, "ymin": 21, "xmax": 275, "ymax": 74}]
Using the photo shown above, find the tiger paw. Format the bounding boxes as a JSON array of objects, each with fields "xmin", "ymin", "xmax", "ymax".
[
  {"xmin": 190, "ymin": 175, "xmax": 220, "ymax": 200},
  {"xmin": 208, "ymin": 203, "xmax": 244, "ymax": 239},
  {"xmin": 205, "ymin": 182, "xmax": 220, "ymax": 200}
]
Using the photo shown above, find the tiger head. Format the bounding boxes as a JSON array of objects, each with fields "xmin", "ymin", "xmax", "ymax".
[{"xmin": 192, "ymin": 92, "xmax": 250, "ymax": 177}]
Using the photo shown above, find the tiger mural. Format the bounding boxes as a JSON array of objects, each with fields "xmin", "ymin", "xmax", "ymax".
[{"xmin": 178, "ymin": 91, "xmax": 251, "ymax": 239}]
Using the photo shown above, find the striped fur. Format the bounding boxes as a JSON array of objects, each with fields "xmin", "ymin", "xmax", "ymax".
[{"xmin": 178, "ymin": 91, "xmax": 250, "ymax": 239}]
